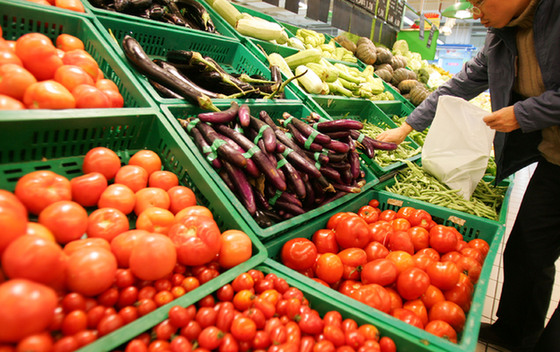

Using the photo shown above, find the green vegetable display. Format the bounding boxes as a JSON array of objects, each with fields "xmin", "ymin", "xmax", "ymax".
[
  {"xmin": 360, "ymin": 122, "xmax": 421, "ymax": 167},
  {"xmin": 385, "ymin": 161, "xmax": 507, "ymax": 220}
]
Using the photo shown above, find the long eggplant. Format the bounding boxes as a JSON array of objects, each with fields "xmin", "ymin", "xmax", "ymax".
[
  {"xmin": 175, "ymin": 0, "xmax": 216, "ymax": 32},
  {"xmin": 122, "ymin": 35, "xmax": 219, "ymax": 111},
  {"xmin": 178, "ymin": 119, "xmax": 222, "ymax": 169},
  {"xmin": 222, "ymin": 160, "xmax": 256, "ymax": 215},
  {"xmin": 197, "ymin": 101, "xmax": 239, "ymax": 124},
  {"xmin": 195, "ymin": 121, "xmax": 248, "ymax": 168},
  {"xmin": 249, "ymin": 115, "xmax": 276, "ymax": 153},
  {"xmin": 114, "ymin": 0, "xmax": 153, "ymax": 13},
  {"xmin": 148, "ymin": 78, "xmax": 184, "ymax": 99}
]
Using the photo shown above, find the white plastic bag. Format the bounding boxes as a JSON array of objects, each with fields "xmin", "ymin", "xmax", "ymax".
[{"xmin": 421, "ymin": 95, "xmax": 495, "ymax": 200}]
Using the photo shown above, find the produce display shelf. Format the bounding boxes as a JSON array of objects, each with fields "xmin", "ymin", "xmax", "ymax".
[
  {"xmin": 161, "ymin": 101, "xmax": 379, "ymax": 243},
  {"xmin": 265, "ymin": 188, "xmax": 506, "ymax": 352},
  {"xmin": 92, "ymin": 14, "xmax": 303, "ymax": 107},
  {"xmin": 0, "ymin": 0, "xmax": 156, "ymax": 109},
  {"xmin": 373, "ymin": 100, "xmax": 415, "ymax": 119},
  {"xmin": 80, "ymin": 0, "xmax": 239, "ymax": 41},
  {"xmin": 313, "ymin": 96, "xmax": 422, "ymax": 177},
  {"xmin": 0, "ymin": 109, "xmax": 267, "ymax": 352}
]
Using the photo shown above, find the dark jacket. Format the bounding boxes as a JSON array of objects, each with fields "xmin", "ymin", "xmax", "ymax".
[{"xmin": 406, "ymin": 0, "xmax": 560, "ymax": 182}]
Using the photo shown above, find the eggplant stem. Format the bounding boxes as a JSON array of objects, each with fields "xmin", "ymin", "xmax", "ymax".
[
  {"xmin": 190, "ymin": 52, "xmax": 245, "ymax": 93},
  {"xmin": 238, "ymin": 74, "xmax": 275, "ymax": 85},
  {"xmin": 263, "ymin": 70, "xmax": 306, "ymax": 100},
  {"xmin": 226, "ymin": 88, "xmax": 260, "ymax": 99}
]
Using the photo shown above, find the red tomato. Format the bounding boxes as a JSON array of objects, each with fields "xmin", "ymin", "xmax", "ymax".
[
  {"xmin": 55, "ymin": 34, "xmax": 84, "ymax": 52},
  {"xmin": 424, "ymin": 320, "xmax": 458, "ymax": 343},
  {"xmin": 82, "ymin": 147, "xmax": 121, "ymax": 181},
  {"xmin": 337, "ymin": 248, "xmax": 367, "ymax": 280},
  {"xmin": 407, "ymin": 226, "xmax": 430, "ymax": 252},
  {"xmin": 110, "ymin": 229, "xmax": 150, "ymax": 267},
  {"xmin": 396, "ymin": 206, "xmax": 415, "ymax": 220},
  {"xmin": 368, "ymin": 221, "xmax": 393, "ymax": 245},
  {"xmin": 15, "ymin": 170, "xmax": 71, "ymax": 215},
  {"xmin": 385, "ymin": 250, "xmax": 414, "ymax": 274},
  {"xmin": 1, "ymin": 235, "xmax": 66, "ymax": 287},
  {"xmin": 402, "ymin": 299, "xmax": 429, "ymax": 327},
  {"xmin": 468, "ymin": 238, "xmax": 489, "ymax": 259},
  {"xmin": 311, "ymin": 228, "xmax": 338, "ymax": 254},
  {"xmin": 385, "ymin": 286, "xmax": 403, "ymax": 312},
  {"xmin": 379, "ymin": 336, "xmax": 397, "ymax": 352},
  {"xmin": 66, "ymin": 247, "xmax": 117, "ymax": 296},
  {"xmin": 25, "ymin": 222, "xmax": 56, "ymax": 242},
  {"xmin": 420, "ymin": 284, "xmax": 445, "ymax": 310},
  {"xmin": 357, "ymin": 205, "xmax": 379, "ymax": 224},
  {"xmin": 96, "ymin": 79, "xmax": 119, "ymax": 92},
  {"xmin": 72, "ymin": 84, "xmax": 112, "ymax": 108},
  {"xmin": 428, "ymin": 301, "xmax": 466, "ymax": 333},
  {"xmin": 281, "ymin": 238, "xmax": 318, "ymax": 271},
  {"xmin": 0, "ymin": 64, "xmax": 37, "ymax": 100},
  {"xmin": 349, "ymin": 284, "xmax": 391, "ymax": 313},
  {"xmin": 429, "ymin": 226, "xmax": 458, "ymax": 254},
  {"xmin": 0, "ymin": 190, "xmax": 28, "ymax": 254},
  {"xmin": 198, "ymin": 326, "xmax": 223, "ymax": 350},
  {"xmin": 460, "ymin": 247, "xmax": 485, "ymax": 264},
  {"xmin": 38, "ymin": 200, "xmax": 88, "ymax": 244},
  {"xmin": 70, "ymin": 172, "xmax": 108, "ymax": 207},
  {"xmin": 326, "ymin": 212, "xmax": 355, "ymax": 230},
  {"xmin": 168, "ymin": 215, "xmax": 221, "ymax": 267},
  {"xmin": 61, "ymin": 49, "xmax": 98, "ymax": 80},
  {"xmin": 98, "ymin": 184, "xmax": 136, "ymax": 215},
  {"xmin": 24, "ymin": 80, "xmax": 76, "ymax": 109},
  {"xmin": 314, "ymin": 253, "xmax": 344, "ymax": 284},
  {"xmin": 361, "ymin": 258, "xmax": 398, "ymax": 286},
  {"xmin": 0, "ymin": 49, "xmax": 22, "ymax": 66},
  {"xmin": 396, "ymin": 267, "xmax": 430, "ymax": 301},
  {"xmin": 100, "ymin": 88, "xmax": 124, "ymax": 108},
  {"xmin": 411, "ymin": 253, "xmax": 437, "ymax": 272},
  {"xmin": 390, "ymin": 218, "xmax": 411, "ymax": 231},
  {"xmin": 128, "ymin": 150, "xmax": 162, "ymax": 176},
  {"xmin": 391, "ymin": 308, "xmax": 424, "ymax": 329},
  {"xmin": 63, "ymin": 237, "xmax": 111, "ymax": 256},
  {"xmin": 219, "ymin": 230, "xmax": 252, "ymax": 269},
  {"xmin": 408, "ymin": 209, "xmax": 432, "ymax": 228},
  {"xmin": 334, "ymin": 215, "xmax": 370, "ymax": 249},
  {"xmin": 387, "ymin": 230, "xmax": 414, "ymax": 254},
  {"xmin": 136, "ymin": 207, "xmax": 175, "ymax": 234},
  {"xmin": 0, "ymin": 94, "xmax": 25, "ymax": 109},
  {"xmin": 231, "ymin": 316, "xmax": 257, "ymax": 342},
  {"xmin": 54, "ymin": 65, "xmax": 94, "ymax": 92},
  {"xmin": 378, "ymin": 209, "xmax": 397, "ymax": 222},
  {"xmin": 15, "ymin": 33, "xmax": 62, "ymax": 80},
  {"xmin": 426, "ymin": 261, "xmax": 460, "ymax": 291},
  {"xmin": 55, "ymin": 0, "xmax": 86, "ymax": 12},
  {"xmin": 364, "ymin": 241, "xmax": 389, "ymax": 261},
  {"xmin": 167, "ymin": 186, "xmax": 197, "ymax": 214},
  {"xmin": 115, "ymin": 165, "xmax": 149, "ymax": 193},
  {"xmin": 129, "ymin": 233, "xmax": 177, "ymax": 281},
  {"xmin": 87, "ymin": 207, "xmax": 129, "ymax": 241},
  {"xmin": 443, "ymin": 274, "xmax": 473, "ymax": 313},
  {"xmin": 16, "ymin": 332, "xmax": 55, "ymax": 352},
  {"xmin": 0, "ymin": 279, "xmax": 58, "ymax": 343},
  {"xmin": 458, "ymin": 255, "xmax": 482, "ymax": 284},
  {"xmin": 148, "ymin": 170, "xmax": 179, "ymax": 191},
  {"xmin": 134, "ymin": 187, "xmax": 170, "ymax": 216}
]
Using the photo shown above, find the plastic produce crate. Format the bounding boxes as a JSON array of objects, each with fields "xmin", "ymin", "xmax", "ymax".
[
  {"xmin": 92, "ymin": 14, "xmax": 303, "ymax": 107},
  {"xmin": 0, "ymin": 109, "xmax": 267, "ymax": 352},
  {"xmin": 0, "ymin": 0, "xmax": 155, "ymax": 109},
  {"xmin": 161, "ymin": 101, "xmax": 379, "ymax": 243},
  {"xmin": 265, "ymin": 188, "xmax": 506, "ymax": 352},
  {"xmin": 80, "ymin": 0, "xmax": 239, "ymax": 40},
  {"xmin": 313, "ymin": 96, "xmax": 422, "ymax": 177},
  {"xmin": 373, "ymin": 100, "xmax": 415, "ymax": 118}
]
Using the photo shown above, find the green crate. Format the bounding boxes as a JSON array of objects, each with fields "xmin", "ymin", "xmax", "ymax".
[
  {"xmin": 80, "ymin": 0, "xmax": 239, "ymax": 40},
  {"xmin": 265, "ymin": 188, "xmax": 506, "ymax": 352},
  {"xmin": 313, "ymin": 96, "xmax": 422, "ymax": 177},
  {"xmin": 0, "ymin": 0, "xmax": 155, "ymax": 109},
  {"xmin": 161, "ymin": 101, "xmax": 379, "ymax": 243},
  {"xmin": 0, "ymin": 109, "xmax": 267, "ymax": 352},
  {"xmin": 373, "ymin": 100, "xmax": 415, "ymax": 118},
  {"xmin": 92, "ymin": 15, "xmax": 303, "ymax": 107},
  {"xmin": 375, "ymin": 170, "xmax": 515, "ymax": 225}
]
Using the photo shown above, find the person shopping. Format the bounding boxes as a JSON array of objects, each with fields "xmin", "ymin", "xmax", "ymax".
[{"xmin": 377, "ymin": 0, "xmax": 560, "ymax": 351}]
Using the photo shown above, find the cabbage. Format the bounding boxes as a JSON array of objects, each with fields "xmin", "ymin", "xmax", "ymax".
[{"xmin": 392, "ymin": 40, "xmax": 409, "ymax": 55}]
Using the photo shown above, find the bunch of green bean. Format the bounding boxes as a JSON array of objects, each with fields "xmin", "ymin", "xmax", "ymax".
[
  {"xmin": 385, "ymin": 160, "xmax": 508, "ymax": 220},
  {"xmin": 360, "ymin": 122, "xmax": 422, "ymax": 167}
]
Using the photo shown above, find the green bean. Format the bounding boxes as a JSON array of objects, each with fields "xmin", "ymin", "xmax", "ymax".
[{"xmin": 360, "ymin": 121, "xmax": 422, "ymax": 167}]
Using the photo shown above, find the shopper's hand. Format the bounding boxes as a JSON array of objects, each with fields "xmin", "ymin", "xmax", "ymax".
[
  {"xmin": 376, "ymin": 122, "xmax": 413, "ymax": 145},
  {"xmin": 483, "ymin": 106, "xmax": 520, "ymax": 132}
]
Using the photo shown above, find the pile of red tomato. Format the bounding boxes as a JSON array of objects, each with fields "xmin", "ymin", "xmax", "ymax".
[
  {"xmin": 25, "ymin": 0, "xmax": 85, "ymax": 12},
  {"xmin": 0, "ymin": 146, "xmax": 253, "ymax": 350},
  {"xmin": 281, "ymin": 200, "xmax": 491, "ymax": 344},
  {"xmin": 121, "ymin": 269, "xmax": 398, "ymax": 352},
  {"xmin": 0, "ymin": 27, "xmax": 124, "ymax": 110}
]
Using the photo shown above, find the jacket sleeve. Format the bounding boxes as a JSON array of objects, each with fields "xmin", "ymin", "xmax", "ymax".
[
  {"xmin": 405, "ymin": 48, "xmax": 491, "ymax": 131},
  {"xmin": 514, "ymin": 89, "xmax": 560, "ymax": 132}
]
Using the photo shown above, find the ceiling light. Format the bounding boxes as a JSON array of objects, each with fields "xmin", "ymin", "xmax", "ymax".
[{"xmin": 441, "ymin": 1, "xmax": 473, "ymax": 19}]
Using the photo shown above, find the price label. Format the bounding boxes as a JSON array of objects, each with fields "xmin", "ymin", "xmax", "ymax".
[
  {"xmin": 376, "ymin": 0, "xmax": 388, "ymax": 20},
  {"xmin": 427, "ymin": 24, "xmax": 436, "ymax": 47},
  {"xmin": 419, "ymin": 14, "xmax": 425, "ymax": 39}
]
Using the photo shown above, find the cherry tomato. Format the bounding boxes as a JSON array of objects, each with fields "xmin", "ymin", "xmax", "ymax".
[{"xmin": 231, "ymin": 316, "xmax": 257, "ymax": 342}]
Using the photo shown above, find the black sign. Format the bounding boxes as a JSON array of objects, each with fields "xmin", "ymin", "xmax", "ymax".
[
  {"xmin": 390, "ymin": 0, "xmax": 404, "ymax": 28},
  {"xmin": 306, "ymin": 0, "xmax": 330, "ymax": 22},
  {"xmin": 364, "ymin": 0, "xmax": 376, "ymax": 13},
  {"xmin": 376, "ymin": 0, "xmax": 388, "ymax": 20},
  {"xmin": 351, "ymin": 7, "xmax": 374, "ymax": 37},
  {"xmin": 332, "ymin": 0, "xmax": 352, "ymax": 32}
]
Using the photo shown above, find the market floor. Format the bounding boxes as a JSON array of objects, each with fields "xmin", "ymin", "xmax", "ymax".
[{"xmin": 476, "ymin": 163, "xmax": 560, "ymax": 351}]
